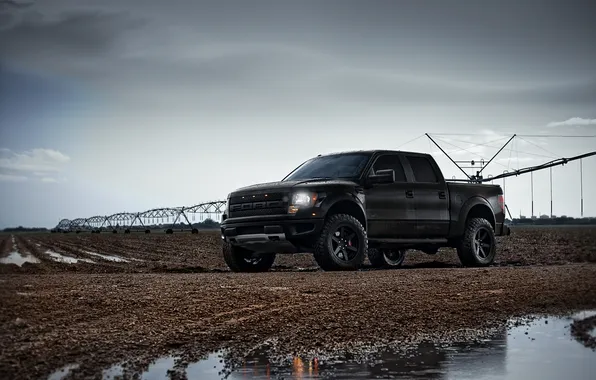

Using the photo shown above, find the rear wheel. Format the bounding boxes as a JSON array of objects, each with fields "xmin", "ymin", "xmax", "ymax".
[
  {"xmin": 222, "ymin": 241, "xmax": 276, "ymax": 272},
  {"xmin": 368, "ymin": 248, "xmax": 406, "ymax": 268},
  {"xmin": 313, "ymin": 214, "xmax": 367, "ymax": 271},
  {"xmin": 456, "ymin": 217, "xmax": 496, "ymax": 267}
]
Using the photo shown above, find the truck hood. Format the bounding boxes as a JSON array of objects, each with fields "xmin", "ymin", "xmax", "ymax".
[{"xmin": 230, "ymin": 178, "xmax": 359, "ymax": 196}]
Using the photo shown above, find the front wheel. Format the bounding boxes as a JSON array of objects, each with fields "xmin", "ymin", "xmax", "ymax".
[
  {"xmin": 456, "ymin": 217, "xmax": 497, "ymax": 267},
  {"xmin": 368, "ymin": 248, "xmax": 406, "ymax": 268},
  {"xmin": 222, "ymin": 242, "xmax": 276, "ymax": 272},
  {"xmin": 313, "ymin": 214, "xmax": 367, "ymax": 271}
]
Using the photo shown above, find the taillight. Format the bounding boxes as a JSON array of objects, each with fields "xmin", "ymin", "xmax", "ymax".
[{"xmin": 498, "ymin": 195, "xmax": 505, "ymax": 211}]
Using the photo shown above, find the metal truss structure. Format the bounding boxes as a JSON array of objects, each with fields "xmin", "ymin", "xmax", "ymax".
[
  {"xmin": 53, "ymin": 201, "xmax": 226, "ymax": 234},
  {"xmin": 54, "ymin": 133, "xmax": 595, "ymax": 233}
]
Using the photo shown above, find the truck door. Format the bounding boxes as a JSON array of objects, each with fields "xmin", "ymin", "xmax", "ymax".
[
  {"xmin": 364, "ymin": 153, "xmax": 417, "ymax": 238},
  {"xmin": 401, "ymin": 154, "xmax": 450, "ymax": 237}
]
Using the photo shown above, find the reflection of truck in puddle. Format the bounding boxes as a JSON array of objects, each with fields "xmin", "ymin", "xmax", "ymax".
[{"xmin": 219, "ymin": 326, "xmax": 508, "ymax": 379}]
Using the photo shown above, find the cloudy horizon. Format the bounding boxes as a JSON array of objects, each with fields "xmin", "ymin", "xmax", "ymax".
[{"xmin": 1, "ymin": 0, "xmax": 595, "ymax": 228}]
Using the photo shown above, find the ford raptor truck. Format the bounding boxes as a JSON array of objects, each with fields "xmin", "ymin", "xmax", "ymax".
[{"xmin": 219, "ymin": 150, "xmax": 510, "ymax": 272}]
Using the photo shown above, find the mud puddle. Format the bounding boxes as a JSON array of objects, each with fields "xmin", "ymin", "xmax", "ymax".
[
  {"xmin": 0, "ymin": 235, "xmax": 40, "ymax": 266},
  {"xmin": 0, "ymin": 251, "xmax": 41, "ymax": 266},
  {"xmin": 44, "ymin": 250, "xmax": 95, "ymax": 264},
  {"xmin": 82, "ymin": 250, "xmax": 130, "ymax": 263},
  {"xmin": 52, "ymin": 310, "xmax": 595, "ymax": 380}
]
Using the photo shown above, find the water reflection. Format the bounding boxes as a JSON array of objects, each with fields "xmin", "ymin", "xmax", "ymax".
[
  {"xmin": 0, "ymin": 251, "xmax": 41, "ymax": 266},
  {"xmin": 99, "ymin": 311, "xmax": 596, "ymax": 380},
  {"xmin": 0, "ymin": 235, "xmax": 40, "ymax": 266}
]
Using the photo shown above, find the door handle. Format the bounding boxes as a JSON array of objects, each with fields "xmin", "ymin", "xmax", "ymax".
[
  {"xmin": 405, "ymin": 190, "xmax": 414, "ymax": 198},
  {"xmin": 438, "ymin": 191, "xmax": 446, "ymax": 199}
]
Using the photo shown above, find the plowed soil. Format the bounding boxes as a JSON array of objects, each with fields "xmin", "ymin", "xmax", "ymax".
[
  {"xmin": 1, "ymin": 226, "xmax": 595, "ymax": 274},
  {"xmin": 1, "ymin": 226, "xmax": 595, "ymax": 379}
]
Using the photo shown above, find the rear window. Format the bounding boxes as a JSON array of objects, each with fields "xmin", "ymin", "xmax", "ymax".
[{"xmin": 406, "ymin": 156, "xmax": 438, "ymax": 182}]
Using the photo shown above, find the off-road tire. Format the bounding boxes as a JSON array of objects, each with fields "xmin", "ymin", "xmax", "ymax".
[
  {"xmin": 368, "ymin": 248, "xmax": 406, "ymax": 268},
  {"xmin": 313, "ymin": 213, "xmax": 367, "ymax": 271},
  {"xmin": 222, "ymin": 241, "xmax": 276, "ymax": 272},
  {"xmin": 456, "ymin": 217, "xmax": 497, "ymax": 267}
]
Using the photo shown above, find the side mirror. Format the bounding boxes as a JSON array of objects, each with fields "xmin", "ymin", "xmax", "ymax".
[{"xmin": 368, "ymin": 169, "xmax": 395, "ymax": 185}]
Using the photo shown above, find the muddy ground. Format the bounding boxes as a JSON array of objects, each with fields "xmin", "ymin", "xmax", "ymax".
[
  {"xmin": 1, "ymin": 226, "xmax": 595, "ymax": 274},
  {"xmin": 1, "ymin": 226, "xmax": 596, "ymax": 379}
]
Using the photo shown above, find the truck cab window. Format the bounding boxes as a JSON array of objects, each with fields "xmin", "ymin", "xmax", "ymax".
[
  {"xmin": 406, "ymin": 156, "xmax": 438, "ymax": 183},
  {"xmin": 371, "ymin": 154, "xmax": 407, "ymax": 182},
  {"xmin": 283, "ymin": 153, "xmax": 372, "ymax": 181}
]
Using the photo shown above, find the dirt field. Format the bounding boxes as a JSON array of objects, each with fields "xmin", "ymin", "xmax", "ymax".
[
  {"xmin": 1, "ymin": 226, "xmax": 595, "ymax": 274},
  {"xmin": 1, "ymin": 226, "xmax": 596, "ymax": 379}
]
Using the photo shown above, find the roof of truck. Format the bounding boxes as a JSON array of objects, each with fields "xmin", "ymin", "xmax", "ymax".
[{"xmin": 316, "ymin": 149, "xmax": 431, "ymax": 157}]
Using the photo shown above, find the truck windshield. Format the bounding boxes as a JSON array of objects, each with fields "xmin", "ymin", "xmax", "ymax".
[{"xmin": 283, "ymin": 153, "xmax": 372, "ymax": 181}]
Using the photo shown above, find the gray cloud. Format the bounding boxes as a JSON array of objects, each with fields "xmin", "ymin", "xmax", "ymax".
[
  {"xmin": 0, "ymin": 148, "xmax": 70, "ymax": 183},
  {"xmin": 547, "ymin": 117, "xmax": 596, "ymax": 128},
  {"xmin": 324, "ymin": 69, "xmax": 596, "ymax": 107},
  {"xmin": 0, "ymin": 173, "xmax": 27, "ymax": 182},
  {"xmin": 0, "ymin": 0, "xmax": 33, "ymax": 29},
  {"xmin": 0, "ymin": 9, "xmax": 146, "ymax": 70},
  {"xmin": 1, "ymin": 0, "xmax": 596, "ymax": 225},
  {"xmin": 0, "ymin": 0, "xmax": 33, "ymax": 7},
  {"xmin": 1, "ymin": 0, "xmax": 594, "ymax": 108}
]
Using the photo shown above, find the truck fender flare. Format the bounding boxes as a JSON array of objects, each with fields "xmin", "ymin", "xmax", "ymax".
[
  {"xmin": 454, "ymin": 196, "xmax": 495, "ymax": 235},
  {"xmin": 319, "ymin": 193, "xmax": 367, "ymax": 225}
]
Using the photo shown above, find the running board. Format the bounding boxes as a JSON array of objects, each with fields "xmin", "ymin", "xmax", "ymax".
[{"xmin": 369, "ymin": 238, "xmax": 450, "ymax": 249}]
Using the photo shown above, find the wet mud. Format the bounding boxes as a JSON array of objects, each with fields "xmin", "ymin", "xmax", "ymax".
[
  {"xmin": 1, "ymin": 226, "xmax": 595, "ymax": 274},
  {"xmin": 1, "ymin": 226, "xmax": 595, "ymax": 379},
  {"xmin": 1, "ymin": 264, "xmax": 595, "ymax": 379},
  {"xmin": 86, "ymin": 311, "xmax": 595, "ymax": 380}
]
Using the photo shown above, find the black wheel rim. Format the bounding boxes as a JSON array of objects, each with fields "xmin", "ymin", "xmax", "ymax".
[
  {"xmin": 329, "ymin": 225, "xmax": 360, "ymax": 262},
  {"xmin": 383, "ymin": 250, "xmax": 405, "ymax": 266},
  {"xmin": 243, "ymin": 256, "xmax": 262, "ymax": 265},
  {"xmin": 473, "ymin": 227, "xmax": 493, "ymax": 259}
]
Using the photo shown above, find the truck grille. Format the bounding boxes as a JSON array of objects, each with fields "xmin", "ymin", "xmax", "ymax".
[{"xmin": 228, "ymin": 192, "xmax": 288, "ymax": 218}]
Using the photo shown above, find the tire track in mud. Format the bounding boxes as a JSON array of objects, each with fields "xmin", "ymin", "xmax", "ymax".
[
  {"xmin": 45, "ymin": 240, "xmax": 133, "ymax": 273},
  {"xmin": 75, "ymin": 236, "xmax": 139, "ymax": 255},
  {"xmin": 85, "ymin": 235, "xmax": 224, "ymax": 269},
  {"xmin": 5, "ymin": 225, "xmax": 596, "ymax": 275},
  {"xmin": 77, "ymin": 236, "xmax": 163, "ymax": 263},
  {"xmin": 16, "ymin": 236, "xmax": 83, "ymax": 273},
  {"xmin": 0, "ymin": 235, "xmax": 11, "ymax": 257},
  {"xmin": 21, "ymin": 237, "xmax": 122, "ymax": 273}
]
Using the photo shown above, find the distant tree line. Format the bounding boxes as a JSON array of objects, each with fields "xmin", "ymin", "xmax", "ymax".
[
  {"xmin": 506, "ymin": 217, "xmax": 596, "ymax": 226},
  {"xmin": 3, "ymin": 226, "xmax": 50, "ymax": 232}
]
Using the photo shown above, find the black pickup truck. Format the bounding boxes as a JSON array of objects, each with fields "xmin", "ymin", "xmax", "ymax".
[{"xmin": 220, "ymin": 150, "xmax": 510, "ymax": 272}]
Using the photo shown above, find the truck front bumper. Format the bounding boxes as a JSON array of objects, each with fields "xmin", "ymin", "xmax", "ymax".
[{"xmin": 221, "ymin": 216, "xmax": 324, "ymax": 253}]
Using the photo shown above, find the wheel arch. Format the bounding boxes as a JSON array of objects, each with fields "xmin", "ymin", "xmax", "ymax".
[
  {"xmin": 453, "ymin": 197, "xmax": 496, "ymax": 236},
  {"xmin": 321, "ymin": 195, "xmax": 367, "ymax": 230}
]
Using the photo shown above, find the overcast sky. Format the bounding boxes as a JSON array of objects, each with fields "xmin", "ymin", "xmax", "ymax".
[{"xmin": 1, "ymin": 0, "xmax": 595, "ymax": 228}]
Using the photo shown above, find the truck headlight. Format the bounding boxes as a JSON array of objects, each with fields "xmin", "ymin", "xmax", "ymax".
[
  {"xmin": 223, "ymin": 194, "xmax": 230, "ymax": 220},
  {"xmin": 289, "ymin": 191, "xmax": 317, "ymax": 214}
]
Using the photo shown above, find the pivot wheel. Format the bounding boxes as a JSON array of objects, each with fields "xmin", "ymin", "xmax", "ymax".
[
  {"xmin": 457, "ymin": 217, "xmax": 497, "ymax": 267},
  {"xmin": 368, "ymin": 248, "xmax": 406, "ymax": 268},
  {"xmin": 314, "ymin": 214, "xmax": 367, "ymax": 271},
  {"xmin": 222, "ymin": 241, "xmax": 276, "ymax": 272}
]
